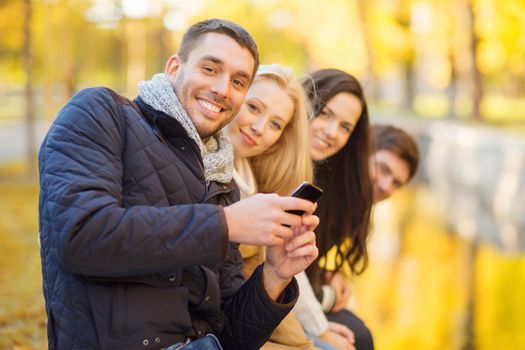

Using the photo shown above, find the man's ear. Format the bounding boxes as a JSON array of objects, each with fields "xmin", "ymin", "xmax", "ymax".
[{"xmin": 165, "ymin": 55, "xmax": 181, "ymax": 83}]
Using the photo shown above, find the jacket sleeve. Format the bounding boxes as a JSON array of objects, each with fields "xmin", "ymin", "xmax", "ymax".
[
  {"xmin": 38, "ymin": 88, "xmax": 228, "ymax": 277},
  {"xmin": 218, "ymin": 264, "xmax": 299, "ymax": 349},
  {"xmin": 219, "ymin": 243, "xmax": 246, "ymax": 300}
]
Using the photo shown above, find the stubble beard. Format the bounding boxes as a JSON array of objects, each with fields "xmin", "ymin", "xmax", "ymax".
[{"xmin": 172, "ymin": 72, "xmax": 237, "ymax": 139}]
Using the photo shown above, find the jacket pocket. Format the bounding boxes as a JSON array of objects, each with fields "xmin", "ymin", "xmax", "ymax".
[
  {"xmin": 111, "ymin": 284, "xmax": 126, "ymax": 337},
  {"xmin": 119, "ymin": 284, "xmax": 191, "ymax": 335},
  {"xmin": 87, "ymin": 281, "xmax": 191, "ymax": 349}
]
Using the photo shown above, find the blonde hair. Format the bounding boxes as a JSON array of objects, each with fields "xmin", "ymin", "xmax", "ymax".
[{"xmin": 248, "ymin": 64, "xmax": 313, "ymax": 195}]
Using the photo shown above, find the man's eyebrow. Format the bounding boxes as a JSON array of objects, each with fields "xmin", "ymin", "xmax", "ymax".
[
  {"xmin": 201, "ymin": 55, "xmax": 224, "ymax": 65},
  {"xmin": 236, "ymin": 70, "xmax": 252, "ymax": 82},
  {"xmin": 201, "ymin": 55, "xmax": 252, "ymax": 81}
]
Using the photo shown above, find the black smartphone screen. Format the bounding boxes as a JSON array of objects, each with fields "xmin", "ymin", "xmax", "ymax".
[{"xmin": 287, "ymin": 182, "xmax": 323, "ymax": 216}]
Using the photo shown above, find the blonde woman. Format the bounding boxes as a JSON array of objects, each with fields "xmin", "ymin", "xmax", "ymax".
[
  {"xmin": 227, "ymin": 64, "xmax": 321, "ymax": 350},
  {"xmin": 227, "ymin": 64, "xmax": 313, "ymax": 273}
]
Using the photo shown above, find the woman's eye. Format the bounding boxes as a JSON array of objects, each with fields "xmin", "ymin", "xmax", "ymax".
[
  {"xmin": 318, "ymin": 109, "xmax": 329, "ymax": 117},
  {"xmin": 270, "ymin": 121, "xmax": 282, "ymax": 130},
  {"xmin": 247, "ymin": 103, "xmax": 259, "ymax": 113}
]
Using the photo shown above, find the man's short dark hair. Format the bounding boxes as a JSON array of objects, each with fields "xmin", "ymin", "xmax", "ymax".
[
  {"xmin": 178, "ymin": 18, "xmax": 259, "ymax": 78},
  {"xmin": 371, "ymin": 124, "xmax": 419, "ymax": 180}
]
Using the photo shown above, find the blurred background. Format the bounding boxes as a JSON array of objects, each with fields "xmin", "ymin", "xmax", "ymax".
[{"xmin": 0, "ymin": 0, "xmax": 524, "ymax": 349}]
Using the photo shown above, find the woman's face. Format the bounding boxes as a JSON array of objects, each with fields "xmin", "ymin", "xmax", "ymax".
[
  {"xmin": 309, "ymin": 92, "xmax": 362, "ymax": 161},
  {"xmin": 228, "ymin": 79, "xmax": 294, "ymax": 159}
]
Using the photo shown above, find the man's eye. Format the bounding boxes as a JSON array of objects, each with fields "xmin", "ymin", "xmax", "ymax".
[
  {"xmin": 202, "ymin": 67, "xmax": 215, "ymax": 73},
  {"xmin": 378, "ymin": 163, "xmax": 390, "ymax": 175},
  {"xmin": 233, "ymin": 79, "xmax": 246, "ymax": 89}
]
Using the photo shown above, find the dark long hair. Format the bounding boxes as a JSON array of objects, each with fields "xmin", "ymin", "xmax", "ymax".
[{"xmin": 303, "ymin": 69, "xmax": 373, "ymax": 284}]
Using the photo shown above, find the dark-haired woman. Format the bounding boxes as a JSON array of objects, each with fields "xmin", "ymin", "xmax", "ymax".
[{"xmin": 294, "ymin": 69, "xmax": 375, "ymax": 350}]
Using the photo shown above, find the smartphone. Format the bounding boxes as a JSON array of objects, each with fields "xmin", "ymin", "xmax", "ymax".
[{"xmin": 287, "ymin": 181, "xmax": 323, "ymax": 216}]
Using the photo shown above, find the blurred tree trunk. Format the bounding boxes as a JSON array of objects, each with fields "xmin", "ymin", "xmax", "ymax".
[
  {"xmin": 461, "ymin": 239, "xmax": 479, "ymax": 350},
  {"xmin": 396, "ymin": 1, "xmax": 415, "ymax": 111},
  {"xmin": 23, "ymin": 0, "xmax": 36, "ymax": 178},
  {"xmin": 125, "ymin": 19, "xmax": 147, "ymax": 97},
  {"xmin": 356, "ymin": 0, "xmax": 380, "ymax": 101},
  {"xmin": 447, "ymin": 51, "xmax": 458, "ymax": 119},
  {"xmin": 64, "ymin": 2, "xmax": 77, "ymax": 100},
  {"xmin": 42, "ymin": 2, "xmax": 54, "ymax": 123},
  {"xmin": 467, "ymin": 0, "xmax": 483, "ymax": 121},
  {"xmin": 157, "ymin": 9, "xmax": 170, "ymax": 66},
  {"xmin": 404, "ymin": 54, "xmax": 415, "ymax": 111},
  {"xmin": 448, "ymin": 0, "xmax": 466, "ymax": 120}
]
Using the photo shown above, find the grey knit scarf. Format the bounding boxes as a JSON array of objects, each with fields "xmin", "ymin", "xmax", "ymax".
[{"xmin": 138, "ymin": 73, "xmax": 233, "ymax": 184}]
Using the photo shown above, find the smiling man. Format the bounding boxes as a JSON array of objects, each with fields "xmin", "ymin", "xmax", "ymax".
[
  {"xmin": 165, "ymin": 31, "xmax": 255, "ymax": 138},
  {"xmin": 39, "ymin": 19, "xmax": 319, "ymax": 350},
  {"xmin": 369, "ymin": 124, "xmax": 420, "ymax": 203}
]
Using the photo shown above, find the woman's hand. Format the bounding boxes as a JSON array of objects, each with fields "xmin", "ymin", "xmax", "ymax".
[
  {"xmin": 263, "ymin": 211, "xmax": 319, "ymax": 299},
  {"xmin": 318, "ymin": 328, "xmax": 355, "ymax": 350},
  {"xmin": 326, "ymin": 271, "xmax": 352, "ymax": 312},
  {"xmin": 328, "ymin": 321, "xmax": 355, "ymax": 344}
]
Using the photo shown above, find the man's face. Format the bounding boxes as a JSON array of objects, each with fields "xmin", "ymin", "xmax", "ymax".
[
  {"xmin": 165, "ymin": 32, "xmax": 255, "ymax": 139},
  {"xmin": 369, "ymin": 149, "xmax": 411, "ymax": 203}
]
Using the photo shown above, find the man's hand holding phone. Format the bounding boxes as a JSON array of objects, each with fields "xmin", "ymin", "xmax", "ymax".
[
  {"xmin": 224, "ymin": 182, "xmax": 322, "ymax": 246},
  {"xmin": 223, "ymin": 182, "xmax": 322, "ymax": 299},
  {"xmin": 285, "ymin": 182, "xmax": 323, "ymax": 216}
]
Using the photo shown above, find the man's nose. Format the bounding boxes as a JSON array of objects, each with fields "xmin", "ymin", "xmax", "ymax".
[
  {"xmin": 380, "ymin": 177, "xmax": 395, "ymax": 196},
  {"xmin": 211, "ymin": 76, "xmax": 230, "ymax": 98}
]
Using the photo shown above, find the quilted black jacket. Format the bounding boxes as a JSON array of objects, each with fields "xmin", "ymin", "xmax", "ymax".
[{"xmin": 38, "ymin": 88, "xmax": 298, "ymax": 350}]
